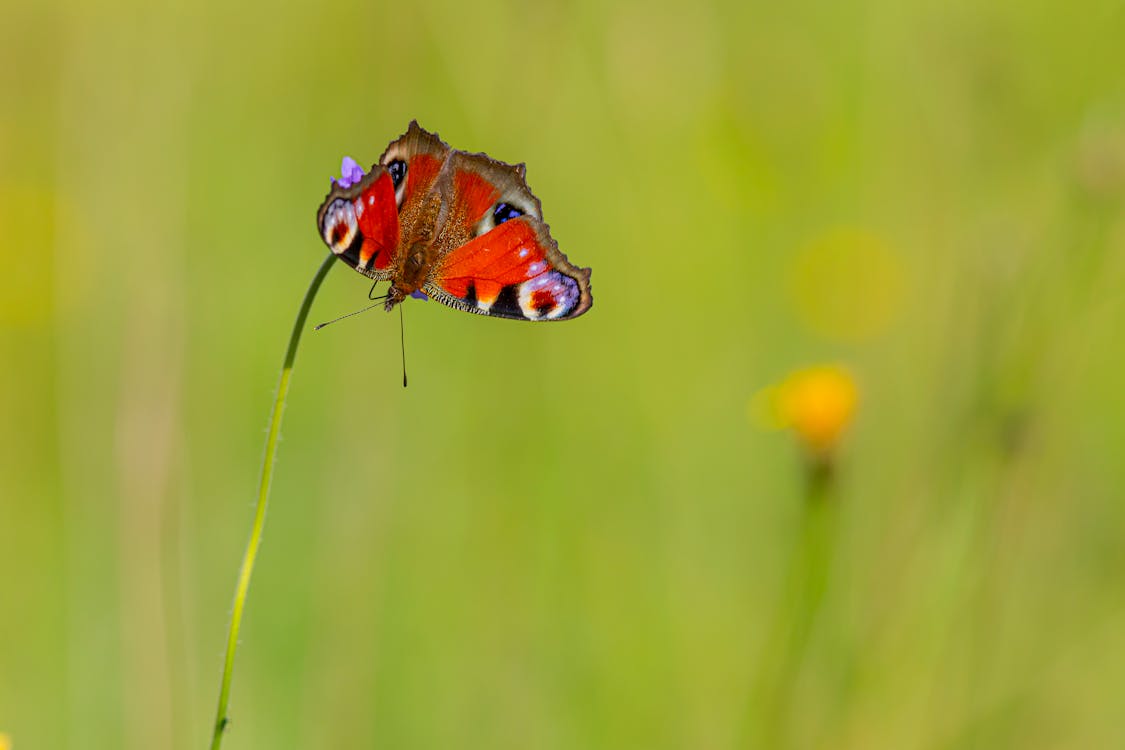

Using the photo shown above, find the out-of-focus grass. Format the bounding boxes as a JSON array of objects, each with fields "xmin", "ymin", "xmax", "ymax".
[{"xmin": 2, "ymin": 0, "xmax": 1124, "ymax": 748}]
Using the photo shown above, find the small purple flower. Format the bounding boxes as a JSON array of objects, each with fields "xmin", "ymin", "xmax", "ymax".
[
  {"xmin": 410, "ymin": 289, "xmax": 428, "ymax": 301},
  {"xmin": 331, "ymin": 156, "xmax": 366, "ymax": 189}
]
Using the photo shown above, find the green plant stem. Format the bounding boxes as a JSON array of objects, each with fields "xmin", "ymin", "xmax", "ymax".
[
  {"xmin": 748, "ymin": 456, "xmax": 839, "ymax": 747},
  {"xmin": 209, "ymin": 252, "xmax": 336, "ymax": 750}
]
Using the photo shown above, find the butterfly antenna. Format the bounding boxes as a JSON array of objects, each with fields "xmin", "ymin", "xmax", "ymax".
[
  {"xmin": 314, "ymin": 295, "xmax": 389, "ymax": 331},
  {"xmin": 399, "ymin": 303, "xmax": 408, "ymax": 388}
]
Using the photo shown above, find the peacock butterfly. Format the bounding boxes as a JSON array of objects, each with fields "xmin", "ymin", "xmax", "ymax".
[{"xmin": 316, "ymin": 121, "xmax": 593, "ymax": 321}]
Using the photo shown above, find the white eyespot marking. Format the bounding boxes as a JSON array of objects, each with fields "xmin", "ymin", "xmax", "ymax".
[
  {"xmin": 517, "ymin": 270, "xmax": 580, "ymax": 319},
  {"xmin": 519, "ymin": 248, "xmax": 529, "ymax": 259},
  {"xmin": 354, "ymin": 197, "xmax": 365, "ymax": 220},
  {"xmin": 526, "ymin": 261, "xmax": 547, "ymax": 277},
  {"xmin": 323, "ymin": 199, "xmax": 358, "ymax": 255}
]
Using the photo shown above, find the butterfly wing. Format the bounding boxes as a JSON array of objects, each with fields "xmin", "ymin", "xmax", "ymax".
[
  {"xmin": 317, "ymin": 165, "xmax": 400, "ymax": 278},
  {"xmin": 423, "ymin": 151, "xmax": 592, "ymax": 321},
  {"xmin": 426, "ymin": 215, "xmax": 591, "ymax": 320},
  {"xmin": 435, "ymin": 150, "xmax": 541, "ymax": 244}
]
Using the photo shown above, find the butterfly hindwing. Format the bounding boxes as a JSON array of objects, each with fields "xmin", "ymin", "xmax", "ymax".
[{"xmin": 424, "ymin": 214, "xmax": 592, "ymax": 321}]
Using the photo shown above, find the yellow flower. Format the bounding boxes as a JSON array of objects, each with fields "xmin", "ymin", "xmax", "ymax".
[
  {"xmin": 789, "ymin": 228, "xmax": 904, "ymax": 342},
  {"xmin": 0, "ymin": 731, "xmax": 10, "ymax": 750},
  {"xmin": 753, "ymin": 365, "xmax": 858, "ymax": 455}
]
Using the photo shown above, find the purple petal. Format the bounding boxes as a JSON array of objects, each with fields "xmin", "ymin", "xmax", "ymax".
[
  {"xmin": 410, "ymin": 290, "xmax": 428, "ymax": 300},
  {"xmin": 332, "ymin": 155, "xmax": 366, "ymax": 189},
  {"xmin": 342, "ymin": 156, "xmax": 365, "ymax": 182}
]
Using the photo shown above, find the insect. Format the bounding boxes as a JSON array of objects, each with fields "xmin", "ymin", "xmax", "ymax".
[{"xmin": 317, "ymin": 121, "xmax": 593, "ymax": 321}]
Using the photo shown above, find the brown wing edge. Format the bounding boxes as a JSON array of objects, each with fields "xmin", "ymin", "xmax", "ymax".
[
  {"xmin": 379, "ymin": 120, "xmax": 451, "ymax": 166},
  {"xmin": 446, "ymin": 149, "xmax": 544, "ymax": 220},
  {"xmin": 537, "ymin": 217, "xmax": 594, "ymax": 320}
]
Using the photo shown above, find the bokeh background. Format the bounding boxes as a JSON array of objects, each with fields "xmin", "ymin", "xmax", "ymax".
[{"xmin": 3, "ymin": 0, "xmax": 1125, "ymax": 748}]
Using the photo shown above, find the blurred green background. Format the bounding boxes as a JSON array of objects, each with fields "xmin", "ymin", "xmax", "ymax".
[{"xmin": 3, "ymin": 0, "xmax": 1125, "ymax": 747}]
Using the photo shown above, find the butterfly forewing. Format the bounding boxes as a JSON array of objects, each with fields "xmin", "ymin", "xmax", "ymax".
[
  {"xmin": 317, "ymin": 166, "xmax": 400, "ymax": 278},
  {"xmin": 438, "ymin": 151, "xmax": 542, "ymax": 246},
  {"xmin": 379, "ymin": 121, "xmax": 451, "ymax": 210}
]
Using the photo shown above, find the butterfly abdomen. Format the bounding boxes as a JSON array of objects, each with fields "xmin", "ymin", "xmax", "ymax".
[{"xmin": 400, "ymin": 241, "xmax": 430, "ymax": 291}]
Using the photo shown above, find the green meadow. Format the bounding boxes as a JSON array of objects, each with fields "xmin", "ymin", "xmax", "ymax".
[{"xmin": 2, "ymin": 0, "xmax": 1125, "ymax": 748}]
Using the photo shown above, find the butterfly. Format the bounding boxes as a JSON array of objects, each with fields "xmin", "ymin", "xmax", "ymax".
[{"xmin": 316, "ymin": 121, "xmax": 593, "ymax": 321}]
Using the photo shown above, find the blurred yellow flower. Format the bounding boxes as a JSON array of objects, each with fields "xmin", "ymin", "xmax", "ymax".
[
  {"xmin": 789, "ymin": 228, "xmax": 904, "ymax": 341},
  {"xmin": 752, "ymin": 365, "xmax": 858, "ymax": 455},
  {"xmin": 0, "ymin": 731, "xmax": 10, "ymax": 750}
]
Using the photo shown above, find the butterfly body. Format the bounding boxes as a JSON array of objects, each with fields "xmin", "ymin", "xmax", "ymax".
[{"xmin": 317, "ymin": 122, "xmax": 592, "ymax": 321}]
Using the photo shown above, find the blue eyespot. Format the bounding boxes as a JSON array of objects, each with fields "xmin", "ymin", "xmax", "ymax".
[
  {"xmin": 493, "ymin": 202, "xmax": 523, "ymax": 225},
  {"xmin": 388, "ymin": 160, "xmax": 407, "ymax": 188}
]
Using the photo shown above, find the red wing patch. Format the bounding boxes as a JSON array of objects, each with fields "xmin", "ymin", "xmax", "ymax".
[
  {"xmin": 453, "ymin": 169, "xmax": 500, "ymax": 225},
  {"xmin": 355, "ymin": 171, "xmax": 400, "ymax": 271},
  {"xmin": 430, "ymin": 216, "xmax": 592, "ymax": 321},
  {"xmin": 403, "ymin": 153, "xmax": 443, "ymax": 208}
]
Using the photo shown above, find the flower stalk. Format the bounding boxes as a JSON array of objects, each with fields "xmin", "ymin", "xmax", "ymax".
[
  {"xmin": 209, "ymin": 251, "xmax": 336, "ymax": 750},
  {"xmin": 745, "ymin": 365, "xmax": 857, "ymax": 746}
]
